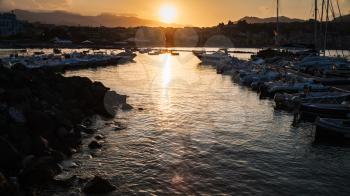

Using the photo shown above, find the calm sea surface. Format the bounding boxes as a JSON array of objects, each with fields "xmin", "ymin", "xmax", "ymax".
[{"xmin": 61, "ymin": 51, "xmax": 350, "ymax": 195}]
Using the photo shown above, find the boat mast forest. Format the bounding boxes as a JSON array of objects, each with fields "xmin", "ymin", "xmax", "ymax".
[
  {"xmin": 274, "ymin": 0, "xmax": 347, "ymax": 57},
  {"xmin": 318, "ymin": 0, "xmax": 345, "ymax": 56}
]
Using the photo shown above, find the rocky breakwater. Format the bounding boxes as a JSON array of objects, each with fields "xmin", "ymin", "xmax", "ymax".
[{"xmin": 0, "ymin": 64, "xmax": 130, "ymax": 195}]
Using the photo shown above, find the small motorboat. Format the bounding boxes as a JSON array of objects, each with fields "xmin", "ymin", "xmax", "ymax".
[
  {"xmin": 315, "ymin": 118, "xmax": 350, "ymax": 142},
  {"xmin": 139, "ymin": 48, "xmax": 151, "ymax": 54},
  {"xmin": 216, "ymin": 57, "xmax": 248, "ymax": 75},
  {"xmin": 197, "ymin": 49, "xmax": 232, "ymax": 66},
  {"xmin": 274, "ymin": 92, "xmax": 350, "ymax": 111},
  {"xmin": 260, "ymin": 82, "xmax": 329, "ymax": 99},
  {"xmin": 192, "ymin": 50, "xmax": 205, "ymax": 57},
  {"xmin": 299, "ymin": 103, "xmax": 350, "ymax": 122},
  {"xmin": 171, "ymin": 51, "xmax": 180, "ymax": 56},
  {"xmin": 148, "ymin": 50, "xmax": 161, "ymax": 55}
]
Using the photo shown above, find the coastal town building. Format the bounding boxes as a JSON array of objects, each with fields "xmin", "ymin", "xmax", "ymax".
[{"xmin": 0, "ymin": 11, "xmax": 24, "ymax": 36}]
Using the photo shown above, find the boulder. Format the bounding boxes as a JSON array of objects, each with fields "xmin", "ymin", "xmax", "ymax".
[
  {"xmin": 4, "ymin": 88, "xmax": 32, "ymax": 104},
  {"xmin": 68, "ymin": 108, "xmax": 85, "ymax": 124},
  {"xmin": 75, "ymin": 124, "xmax": 96, "ymax": 135},
  {"xmin": 52, "ymin": 175, "xmax": 77, "ymax": 188},
  {"xmin": 0, "ymin": 113, "xmax": 10, "ymax": 135},
  {"xmin": 18, "ymin": 156, "xmax": 62, "ymax": 186},
  {"xmin": 26, "ymin": 111, "xmax": 56, "ymax": 136},
  {"xmin": 88, "ymin": 141, "xmax": 102, "ymax": 149},
  {"xmin": 121, "ymin": 103, "xmax": 133, "ymax": 111},
  {"xmin": 0, "ymin": 62, "xmax": 132, "ymax": 192},
  {"xmin": 90, "ymin": 82, "xmax": 109, "ymax": 102},
  {"xmin": 30, "ymin": 136, "xmax": 50, "ymax": 156},
  {"xmin": 83, "ymin": 176, "xmax": 116, "ymax": 194},
  {"xmin": 56, "ymin": 127, "xmax": 69, "ymax": 138},
  {"xmin": 50, "ymin": 150, "xmax": 65, "ymax": 163},
  {"xmin": 0, "ymin": 137, "xmax": 22, "ymax": 175},
  {"xmin": 94, "ymin": 134, "xmax": 104, "ymax": 140},
  {"xmin": 7, "ymin": 124, "xmax": 33, "ymax": 155},
  {"xmin": 8, "ymin": 107, "xmax": 26, "ymax": 123},
  {"xmin": 0, "ymin": 172, "xmax": 17, "ymax": 196},
  {"xmin": 113, "ymin": 125, "xmax": 127, "ymax": 131}
]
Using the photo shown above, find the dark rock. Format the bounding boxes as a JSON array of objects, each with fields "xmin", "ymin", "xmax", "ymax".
[
  {"xmin": 0, "ymin": 137, "xmax": 22, "ymax": 175},
  {"xmin": 8, "ymin": 107, "xmax": 26, "ymax": 123},
  {"xmin": 68, "ymin": 108, "xmax": 84, "ymax": 123},
  {"xmin": 8, "ymin": 124, "xmax": 34, "ymax": 155},
  {"xmin": 113, "ymin": 122, "xmax": 127, "ymax": 131},
  {"xmin": 102, "ymin": 91, "xmax": 118, "ymax": 117},
  {"xmin": 113, "ymin": 125, "xmax": 126, "ymax": 131},
  {"xmin": 94, "ymin": 134, "xmax": 104, "ymax": 140},
  {"xmin": 0, "ymin": 113, "xmax": 9, "ymax": 134},
  {"xmin": 103, "ymin": 91, "xmax": 129, "ymax": 117},
  {"xmin": 81, "ymin": 118, "xmax": 93, "ymax": 127},
  {"xmin": 88, "ymin": 141, "xmax": 102, "ymax": 149},
  {"xmin": 51, "ymin": 150, "xmax": 66, "ymax": 162},
  {"xmin": 26, "ymin": 111, "xmax": 56, "ymax": 136},
  {"xmin": 4, "ymin": 88, "xmax": 32, "ymax": 104},
  {"xmin": 138, "ymin": 107, "xmax": 144, "ymax": 111},
  {"xmin": 30, "ymin": 136, "xmax": 49, "ymax": 156},
  {"xmin": 0, "ymin": 62, "xmax": 131, "ymax": 192},
  {"xmin": 60, "ymin": 160, "xmax": 79, "ymax": 169},
  {"xmin": 19, "ymin": 156, "xmax": 62, "ymax": 186},
  {"xmin": 52, "ymin": 175, "xmax": 77, "ymax": 188},
  {"xmin": 90, "ymin": 82, "xmax": 109, "ymax": 103},
  {"xmin": 54, "ymin": 112, "xmax": 73, "ymax": 130},
  {"xmin": 0, "ymin": 172, "xmax": 17, "ymax": 196},
  {"xmin": 121, "ymin": 103, "xmax": 133, "ymax": 111},
  {"xmin": 75, "ymin": 124, "xmax": 96, "ymax": 134},
  {"xmin": 83, "ymin": 176, "xmax": 116, "ymax": 194},
  {"xmin": 56, "ymin": 127, "xmax": 69, "ymax": 138}
]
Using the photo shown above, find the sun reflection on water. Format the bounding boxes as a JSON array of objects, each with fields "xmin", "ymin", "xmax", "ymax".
[{"xmin": 162, "ymin": 54, "xmax": 172, "ymax": 88}]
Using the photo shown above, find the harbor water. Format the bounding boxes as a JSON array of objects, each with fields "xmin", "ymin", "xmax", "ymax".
[{"xmin": 61, "ymin": 51, "xmax": 350, "ymax": 195}]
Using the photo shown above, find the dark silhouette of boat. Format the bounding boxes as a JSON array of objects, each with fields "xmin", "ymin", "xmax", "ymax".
[
  {"xmin": 315, "ymin": 118, "xmax": 350, "ymax": 143},
  {"xmin": 299, "ymin": 103, "xmax": 350, "ymax": 122}
]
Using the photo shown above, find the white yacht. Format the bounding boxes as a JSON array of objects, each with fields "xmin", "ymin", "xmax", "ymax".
[{"xmin": 197, "ymin": 49, "xmax": 232, "ymax": 66}]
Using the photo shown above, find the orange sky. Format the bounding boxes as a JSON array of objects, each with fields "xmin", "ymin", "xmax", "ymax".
[{"xmin": 1, "ymin": 0, "xmax": 349, "ymax": 26}]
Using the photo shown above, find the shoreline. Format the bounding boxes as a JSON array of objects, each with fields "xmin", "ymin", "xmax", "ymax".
[
  {"xmin": 0, "ymin": 64, "xmax": 131, "ymax": 195},
  {"xmin": 0, "ymin": 43, "xmax": 345, "ymax": 51}
]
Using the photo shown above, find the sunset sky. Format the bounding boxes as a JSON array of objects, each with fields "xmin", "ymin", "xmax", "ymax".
[{"xmin": 1, "ymin": 0, "xmax": 350, "ymax": 26}]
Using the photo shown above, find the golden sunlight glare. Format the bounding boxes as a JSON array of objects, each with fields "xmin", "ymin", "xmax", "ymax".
[{"xmin": 159, "ymin": 5, "xmax": 177, "ymax": 23}]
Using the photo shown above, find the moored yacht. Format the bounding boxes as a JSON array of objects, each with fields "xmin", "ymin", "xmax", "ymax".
[
  {"xmin": 299, "ymin": 103, "xmax": 350, "ymax": 122},
  {"xmin": 196, "ymin": 49, "xmax": 232, "ymax": 66}
]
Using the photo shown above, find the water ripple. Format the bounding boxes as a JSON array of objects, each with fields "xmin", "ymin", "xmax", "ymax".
[{"xmin": 65, "ymin": 53, "xmax": 350, "ymax": 195}]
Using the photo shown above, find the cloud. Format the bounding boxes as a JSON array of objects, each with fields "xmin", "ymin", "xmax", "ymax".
[{"xmin": 0, "ymin": 0, "xmax": 73, "ymax": 11}]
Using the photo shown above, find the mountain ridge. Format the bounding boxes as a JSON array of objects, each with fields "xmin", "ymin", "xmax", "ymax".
[
  {"xmin": 237, "ymin": 16, "xmax": 304, "ymax": 23},
  {"xmin": 13, "ymin": 9, "xmax": 174, "ymax": 27},
  {"xmin": 11, "ymin": 9, "xmax": 349, "ymax": 27}
]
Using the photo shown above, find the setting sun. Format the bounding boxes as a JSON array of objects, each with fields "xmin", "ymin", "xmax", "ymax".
[{"xmin": 159, "ymin": 5, "xmax": 177, "ymax": 24}]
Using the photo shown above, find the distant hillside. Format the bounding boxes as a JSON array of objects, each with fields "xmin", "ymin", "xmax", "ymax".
[
  {"xmin": 238, "ymin": 16, "xmax": 304, "ymax": 23},
  {"xmin": 14, "ymin": 9, "xmax": 171, "ymax": 27}
]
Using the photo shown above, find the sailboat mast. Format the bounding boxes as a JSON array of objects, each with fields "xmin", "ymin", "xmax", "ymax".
[
  {"xmin": 324, "ymin": 0, "xmax": 330, "ymax": 56},
  {"xmin": 314, "ymin": 0, "xmax": 318, "ymax": 50},
  {"xmin": 276, "ymin": 0, "xmax": 279, "ymax": 46}
]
